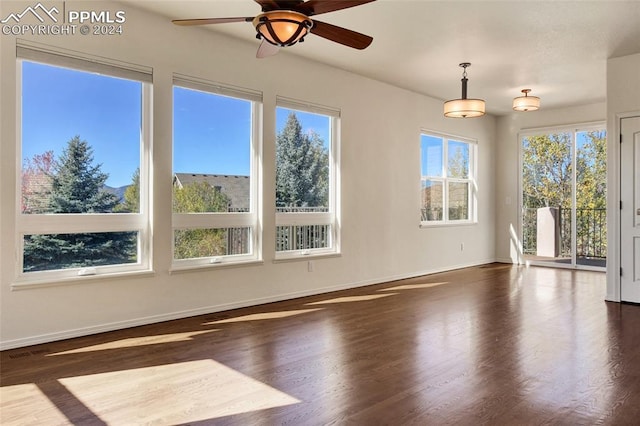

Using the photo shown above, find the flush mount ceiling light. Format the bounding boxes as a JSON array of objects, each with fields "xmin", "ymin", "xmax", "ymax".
[
  {"xmin": 444, "ymin": 63, "xmax": 485, "ymax": 118},
  {"xmin": 512, "ymin": 89, "xmax": 541, "ymax": 111},
  {"xmin": 253, "ymin": 11, "xmax": 313, "ymax": 47}
]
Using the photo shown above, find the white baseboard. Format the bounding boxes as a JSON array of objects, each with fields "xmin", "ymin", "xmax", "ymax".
[
  {"xmin": 0, "ymin": 258, "xmax": 497, "ymax": 350},
  {"xmin": 494, "ymin": 257, "xmax": 518, "ymax": 264}
]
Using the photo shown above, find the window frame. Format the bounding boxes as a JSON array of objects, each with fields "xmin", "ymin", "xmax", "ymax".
[
  {"xmin": 275, "ymin": 97, "xmax": 340, "ymax": 260},
  {"xmin": 420, "ymin": 130, "xmax": 477, "ymax": 226},
  {"xmin": 14, "ymin": 45, "xmax": 153, "ymax": 287},
  {"xmin": 171, "ymin": 75, "xmax": 263, "ymax": 270}
]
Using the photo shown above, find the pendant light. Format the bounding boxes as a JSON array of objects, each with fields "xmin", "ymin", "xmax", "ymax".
[
  {"xmin": 444, "ymin": 63, "xmax": 485, "ymax": 118},
  {"xmin": 512, "ymin": 89, "xmax": 540, "ymax": 111}
]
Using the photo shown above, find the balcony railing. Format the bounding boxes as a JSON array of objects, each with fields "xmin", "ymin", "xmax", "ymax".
[
  {"xmin": 276, "ymin": 206, "xmax": 330, "ymax": 252},
  {"xmin": 523, "ymin": 207, "xmax": 606, "ymax": 259}
]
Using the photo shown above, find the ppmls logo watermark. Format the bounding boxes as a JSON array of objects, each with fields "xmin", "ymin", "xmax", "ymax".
[{"xmin": 2, "ymin": 2, "xmax": 126, "ymax": 36}]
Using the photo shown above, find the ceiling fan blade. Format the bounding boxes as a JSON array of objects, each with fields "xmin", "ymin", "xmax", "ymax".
[
  {"xmin": 254, "ymin": 0, "xmax": 303, "ymax": 12},
  {"xmin": 172, "ymin": 17, "xmax": 253, "ymax": 26},
  {"xmin": 297, "ymin": 0, "xmax": 376, "ymax": 17},
  {"xmin": 257, "ymin": 40, "xmax": 280, "ymax": 58},
  {"xmin": 310, "ymin": 20, "xmax": 373, "ymax": 50}
]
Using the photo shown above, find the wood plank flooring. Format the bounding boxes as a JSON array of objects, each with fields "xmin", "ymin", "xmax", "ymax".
[{"xmin": 2, "ymin": 263, "xmax": 640, "ymax": 425}]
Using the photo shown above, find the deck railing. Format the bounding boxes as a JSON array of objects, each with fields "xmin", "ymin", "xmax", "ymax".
[
  {"xmin": 275, "ymin": 206, "xmax": 330, "ymax": 251},
  {"xmin": 224, "ymin": 207, "xmax": 331, "ymax": 253},
  {"xmin": 523, "ymin": 207, "xmax": 606, "ymax": 259}
]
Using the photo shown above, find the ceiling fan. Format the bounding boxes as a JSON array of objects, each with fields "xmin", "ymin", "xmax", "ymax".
[{"xmin": 172, "ymin": 0, "xmax": 376, "ymax": 58}]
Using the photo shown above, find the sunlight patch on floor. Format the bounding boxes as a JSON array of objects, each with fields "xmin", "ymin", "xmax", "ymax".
[
  {"xmin": 306, "ymin": 294, "xmax": 395, "ymax": 305},
  {"xmin": 204, "ymin": 308, "xmax": 323, "ymax": 324},
  {"xmin": 0, "ymin": 383, "xmax": 70, "ymax": 426},
  {"xmin": 380, "ymin": 282, "xmax": 448, "ymax": 291},
  {"xmin": 47, "ymin": 330, "xmax": 218, "ymax": 356},
  {"xmin": 59, "ymin": 359, "xmax": 300, "ymax": 424}
]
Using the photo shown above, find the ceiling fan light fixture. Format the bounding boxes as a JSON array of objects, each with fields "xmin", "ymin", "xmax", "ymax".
[
  {"xmin": 444, "ymin": 63, "xmax": 485, "ymax": 118},
  {"xmin": 512, "ymin": 89, "xmax": 540, "ymax": 111},
  {"xmin": 253, "ymin": 11, "xmax": 313, "ymax": 47}
]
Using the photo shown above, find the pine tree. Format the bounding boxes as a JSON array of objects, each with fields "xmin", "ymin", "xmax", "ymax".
[
  {"xmin": 49, "ymin": 136, "xmax": 119, "ymax": 213},
  {"xmin": 23, "ymin": 136, "xmax": 136, "ymax": 272},
  {"xmin": 275, "ymin": 112, "xmax": 329, "ymax": 209}
]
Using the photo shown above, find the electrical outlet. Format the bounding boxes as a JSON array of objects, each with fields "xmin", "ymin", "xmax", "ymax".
[
  {"xmin": 308, "ymin": 261, "xmax": 314, "ymax": 272},
  {"xmin": 460, "ymin": 243, "xmax": 464, "ymax": 252}
]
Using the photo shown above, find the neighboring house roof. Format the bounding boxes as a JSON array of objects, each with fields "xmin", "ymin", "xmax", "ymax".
[{"xmin": 173, "ymin": 173, "xmax": 250, "ymax": 211}]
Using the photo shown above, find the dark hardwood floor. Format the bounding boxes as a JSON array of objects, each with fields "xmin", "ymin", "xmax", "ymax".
[{"xmin": 2, "ymin": 263, "xmax": 639, "ymax": 425}]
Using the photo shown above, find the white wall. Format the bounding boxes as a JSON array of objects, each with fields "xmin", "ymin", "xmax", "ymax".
[
  {"xmin": 0, "ymin": 1, "xmax": 496, "ymax": 349},
  {"xmin": 494, "ymin": 103, "xmax": 606, "ymax": 264},
  {"xmin": 606, "ymin": 53, "xmax": 640, "ymax": 301}
]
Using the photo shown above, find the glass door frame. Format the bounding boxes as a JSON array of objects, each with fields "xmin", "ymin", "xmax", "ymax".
[{"xmin": 518, "ymin": 121, "xmax": 606, "ymax": 272}]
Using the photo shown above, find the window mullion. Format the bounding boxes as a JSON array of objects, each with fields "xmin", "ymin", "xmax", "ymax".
[
  {"xmin": 275, "ymin": 213, "xmax": 332, "ymax": 226},
  {"xmin": 172, "ymin": 213, "xmax": 254, "ymax": 229},
  {"xmin": 443, "ymin": 139, "xmax": 449, "ymax": 221},
  {"xmin": 18, "ymin": 214, "xmax": 144, "ymax": 234}
]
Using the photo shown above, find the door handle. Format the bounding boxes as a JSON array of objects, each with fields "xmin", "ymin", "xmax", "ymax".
[{"xmin": 637, "ymin": 208, "xmax": 640, "ymax": 215}]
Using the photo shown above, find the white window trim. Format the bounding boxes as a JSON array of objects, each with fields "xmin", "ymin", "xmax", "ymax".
[
  {"xmin": 171, "ymin": 76, "xmax": 263, "ymax": 269},
  {"xmin": 14, "ymin": 47, "xmax": 152, "ymax": 287},
  {"xmin": 420, "ymin": 130, "xmax": 477, "ymax": 227},
  {"xmin": 275, "ymin": 97, "xmax": 340, "ymax": 259}
]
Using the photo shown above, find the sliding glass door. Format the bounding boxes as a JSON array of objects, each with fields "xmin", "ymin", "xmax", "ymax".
[{"xmin": 520, "ymin": 125, "xmax": 606, "ymax": 270}]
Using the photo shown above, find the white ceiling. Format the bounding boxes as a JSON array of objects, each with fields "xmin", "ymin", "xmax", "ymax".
[{"xmin": 123, "ymin": 0, "xmax": 640, "ymax": 115}]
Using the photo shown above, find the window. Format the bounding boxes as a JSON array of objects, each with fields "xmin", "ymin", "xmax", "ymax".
[
  {"xmin": 420, "ymin": 132, "xmax": 476, "ymax": 224},
  {"xmin": 16, "ymin": 45, "xmax": 152, "ymax": 284},
  {"xmin": 172, "ymin": 76, "xmax": 261, "ymax": 268},
  {"xmin": 275, "ymin": 97, "xmax": 339, "ymax": 258}
]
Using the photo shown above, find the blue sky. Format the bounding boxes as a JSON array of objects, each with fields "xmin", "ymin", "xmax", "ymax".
[
  {"xmin": 22, "ymin": 60, "xmax": 331, "ymax": 188},
  {"xmin": 22, "ymin": 61, "xmax": 141, "ymax": 188},
  {"xmin": 421, "ymin": 134, "xmax": 469, "ymax": 179}
]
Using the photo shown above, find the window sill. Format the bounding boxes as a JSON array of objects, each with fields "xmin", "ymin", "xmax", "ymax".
[
  {"xmin": 420, "ymin": 221, "xmax": 478, "ymax": 229},
  {"xmin": 12, "ymin": 269, "xmax": 155, "ymax": 291},
  {"xmin": 273, "ymin": 252, "xmax": 341, "ymax": 263},
  {"xmin": 169, "ymin": 259, "xmax": 264, "ymax": 274}
]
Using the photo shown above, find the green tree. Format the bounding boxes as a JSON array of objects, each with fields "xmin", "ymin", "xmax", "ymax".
[
  {"xmin": 173, "ymin": 181, "xmax": 231, "ymax": 259},
  {"xmin": 47, "ymin": 136, "xmax": 119, "ymax": 213},
  {"xmin": 522, "ymin": 133, "xmax": 573, "ymax": 210},
  {"xmin": 23, "ymin": 136, "xmax": 136, "ymax": 272},
  {"xmin": 521, "ymin": 131, "xmax": 607, "ymax": 257},
  {"xmin": 173, "ymin": 181, "xmax": 230, "ymax": 213},
  {"xmin": 576, "ymin": 130, "xmax": 607, "ymax": 257},
  {"xmin": 275, "ymin": 112, "xmax": 329, "ymax": 208},
  {"xmin": 115, "ymin": 168, "xmax": 140, "ymax": 213},
  {"xmin": 576, "ymin": 130, "xmax": 607, "ymax": 209}
]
